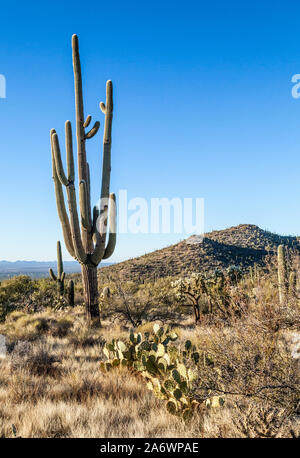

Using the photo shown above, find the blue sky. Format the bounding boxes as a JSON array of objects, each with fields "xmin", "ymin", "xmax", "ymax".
[{"xmin": 0, "ymin": 1, "xmax": 300, "ymax": 262}]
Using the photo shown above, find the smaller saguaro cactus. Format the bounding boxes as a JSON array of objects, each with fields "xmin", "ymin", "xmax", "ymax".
[
  {"xmin": 67, "ymin": 280, "xmax": 75, "ymax": 307},
  {"xmin": 102, "ymin": 286, "xmax": 111, "ymax": 299},
  {"xmin": 289, "ymin": 271, "xmax": 297, "ymax": 298},
  {"xmin": 49, "ymin": 241, "xmax": 65, "ymax": 296},
  {"xmin": 249, "ymin": 266, "xmax": 253, "ymax": 283},
  {"xmin": 277, "ymin": 244, "xmax": 288, "ymax": 305}
]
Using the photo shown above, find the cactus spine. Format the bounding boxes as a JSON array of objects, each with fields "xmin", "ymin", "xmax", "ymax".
[
  {"xmin": 67, "ymin": 280, "xmax": 75, "ymax": 307},
  {"xmin": 277, "ymin": 245, "xmax": 288, "ymax": 305},
  {"xmin": 49, "ymin": 241, "xmax": 65, "ymax": 296},
  {"xmin": 50, "ymin": 35, "xmax": 116, "ymax": 326}
]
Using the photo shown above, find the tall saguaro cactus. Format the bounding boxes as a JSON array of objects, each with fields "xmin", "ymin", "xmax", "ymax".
[
  {"xmin": 50, "ymin": 35, "xmax": 116, "ymax": 325},
  {"xmin": 49, "ymin": 241, "xmax": 65, "ymax": 296}
]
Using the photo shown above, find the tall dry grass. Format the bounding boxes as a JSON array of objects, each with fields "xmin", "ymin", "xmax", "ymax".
[{"xmin": 0, "ymin": 265, "xmax": 299, "ymax": 438}]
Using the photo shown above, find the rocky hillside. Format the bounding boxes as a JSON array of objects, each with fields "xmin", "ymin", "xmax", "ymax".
[{"xmin": 99, "ymin": 224, "xmax": 300, "ymax": 283}]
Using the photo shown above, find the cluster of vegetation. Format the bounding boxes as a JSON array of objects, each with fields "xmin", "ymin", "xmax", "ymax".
[{"xmin": 0, "ymin": 244, "xmax": 299, "ymax": 437}]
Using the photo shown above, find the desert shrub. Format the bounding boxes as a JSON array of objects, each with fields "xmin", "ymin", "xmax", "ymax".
[
  {"xmin": 192, "ymin": 318, "xmax": 300, "ymax": 414},
  {"xmin": 231, "ymin": 400, "xmax": 295, "ymax": 438},
  {"xmin": 0, "ymin": 302, "xmax": 12, "ymax": 323},
  {"xmin": 172, "ymin": 269, "xmax": 247, "ymax": 324},
  {"xmin": 100, "ymin": 277, "xmax": 184, "ymax": 326},
  {"xmin": 29, "ymin": 278, "xmax": 58, "ymax": 310},
  {"xmin": 1, "ymin": 276, "xmax": 36, "ymax": 296},
  {"xmin": 10, "ymin": 341, "xmax": 59, "ymax": 376},
  {"xmin": 0, "ymin": 276, "xmax": 37, "ymax": 321},
  {"xmin": 100, "ymin": 280, "xmax": 153, "ymax": 327},
  {"xmin": 0, "ymin": 276, "xmax": 77, "ymax": 322}
]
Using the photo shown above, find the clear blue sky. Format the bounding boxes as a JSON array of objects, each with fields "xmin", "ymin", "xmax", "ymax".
[{"xmin": 0, "ymin": 1, "xmax": 300, "ymax": 262}]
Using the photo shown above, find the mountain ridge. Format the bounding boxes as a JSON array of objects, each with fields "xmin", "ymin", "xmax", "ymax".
[{"xmin": 99, "ymin": 224, "xmax": 300, "ymax": 283}]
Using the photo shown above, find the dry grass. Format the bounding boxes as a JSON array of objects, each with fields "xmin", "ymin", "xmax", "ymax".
[
  {"xmin": 0, "ymin": 310, "xmax": 299, "ymax": 438},
  {"xmin": 0, "ymin": 265, "xmax": 300, "ymax": 438},
  {"xmin": 0, "ymin": 322, "xmax": 204, "ymax": 438}
]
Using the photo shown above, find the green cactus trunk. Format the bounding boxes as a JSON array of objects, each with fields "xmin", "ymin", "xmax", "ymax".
[
  {"xmin": 50, "ymin": 35, "xmax": 116, "ymax": 326},
  {"xmin": 289, "ymin": 271, "xmax": 296, "ymax": 298},
  {"xmin": 277, "ymin": 245, "xmax": 288, "ymax": 305},
  {"xmin": 57, "ymin": 279, "xmax": 64, "ymax": 296},
  {"xmin": 81, "ymin": 264, "xmax": 99, "ymax": 323},
  {"xmin": 67, "ymin": 279, "xmax": 75, "ymax": 307}
]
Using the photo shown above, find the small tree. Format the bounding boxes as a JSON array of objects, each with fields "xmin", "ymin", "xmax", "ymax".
[{"xmin": 172, "ymin": 273, "xmax": 208, "ymax": 323}]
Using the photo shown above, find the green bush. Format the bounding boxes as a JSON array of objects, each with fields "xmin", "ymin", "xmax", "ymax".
[{"xmin": 0, "ymin": 276, "xmax": 37, "ymax": 322}]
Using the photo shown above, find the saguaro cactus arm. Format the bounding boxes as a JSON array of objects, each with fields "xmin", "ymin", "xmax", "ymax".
[
  {"xmin": 85, "ymin": 121, "xmax": 100, "ymax": 139},
  {"xmin": 84, "ymin": 115, "xmax": 91, "ymax": 128},
  {"xmin": 79, "ymin": 180, "xmax": 91, "ymax": 231},
  {"xmin": 65, "ymin": 121, "xmax": 75, "ymax": 182},
  {"xmin": 49, "ymin": 268, "xmax": 57, "ymax": 281},
  {"xmin": 51, "ymin": 129, "xmax": 87, "ymax": 264},
  {"xmin": 50, "ymin": 131, "xmax": 75, "ymax": 259},
  {"xmin": 103, "ymin": 193, "xmax": 117, "ymax": 260}
]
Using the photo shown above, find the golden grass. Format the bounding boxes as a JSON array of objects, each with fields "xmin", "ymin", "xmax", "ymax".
[
  {"xmin": 0, "ymin": 266, "xmax": 300, "ymax": 438},
  {"xmin": 0, "ymin": 324, "xmax": 205, "ymax": 438}
]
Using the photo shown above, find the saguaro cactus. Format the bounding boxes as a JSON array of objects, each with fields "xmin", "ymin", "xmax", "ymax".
[
  {"xmin": 289, "ymin": 271, "xmax": 296, "ymax": 298},
  {"xmin": 50, "ymin": 35, "xmax": 116, "ymax": 325},
  {"xmin": 277, "ymin": 245, "xmax": 288, "ymax": 305},
  {"xmin": 67, "ymin": 280, "xmax": 75, "ymax": 307},
  {"xmin": 49, "ymin": 241, "xmax": 65, "ymax": 296},
  {"xmin": 102, "ymin": 286, "xmax": 111, "ymax": 299}
]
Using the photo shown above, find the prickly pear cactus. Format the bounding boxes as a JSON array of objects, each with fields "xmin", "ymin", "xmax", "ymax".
[{"xmin": 100, "ymin": 324, "xmax": 224, "ymax": 420}]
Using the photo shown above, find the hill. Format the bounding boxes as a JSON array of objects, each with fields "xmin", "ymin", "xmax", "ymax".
[{"xmin": 99, "ymin": 224, "xmax": 300, "ymax": 283}]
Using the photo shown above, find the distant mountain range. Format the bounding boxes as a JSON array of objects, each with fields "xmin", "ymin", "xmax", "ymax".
[{"xmin": 0, "ymin": 260, "xmax": 112, "ymax": 279}]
